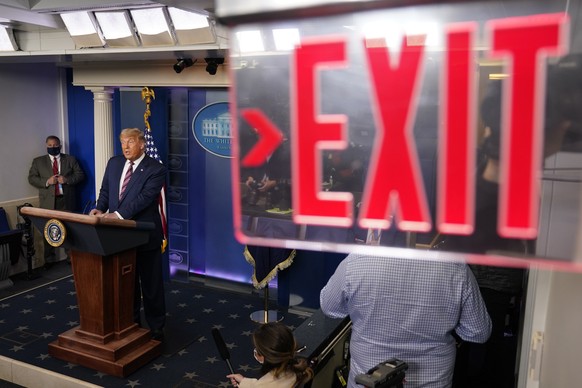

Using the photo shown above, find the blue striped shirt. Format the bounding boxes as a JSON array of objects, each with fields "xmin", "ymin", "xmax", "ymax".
[{"xmin": 320, "ymin": 254, "xmax": 491, "ymax": 388}]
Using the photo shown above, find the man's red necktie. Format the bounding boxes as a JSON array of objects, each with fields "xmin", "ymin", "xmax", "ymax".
[
  {"xmin": 119, "ymin": 161, "xmax": 134, "ymax": 200},
  {"xmin": 52, "ymin": 157, "xmax": 62, "ymax": 196}
]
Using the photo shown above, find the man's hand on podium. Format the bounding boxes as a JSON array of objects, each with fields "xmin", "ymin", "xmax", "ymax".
[
  {"xmin": 89, "ymin": 209, "xmax": 120, "ymax": 219},
  {"xmin": 89, "ymin": 209, "xmax": 103, "ymax": 216}
]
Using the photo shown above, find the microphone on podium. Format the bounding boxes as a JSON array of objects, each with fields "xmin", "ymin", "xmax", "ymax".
[{"xmin": 212, "ymin": 328, "xmax": 235, "ymax": 375}]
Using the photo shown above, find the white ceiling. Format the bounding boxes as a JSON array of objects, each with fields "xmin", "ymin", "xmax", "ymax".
[{"xmin": 0, "ymin": 0, "xmax": 225, "ymax": 64}]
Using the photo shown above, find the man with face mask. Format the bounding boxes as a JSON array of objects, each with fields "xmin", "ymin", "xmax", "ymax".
[{"xmin": 28, "ymin": 135, "xmax": 85, "ymax": 268}]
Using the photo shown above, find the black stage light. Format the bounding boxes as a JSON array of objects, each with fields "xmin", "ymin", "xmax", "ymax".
[
  {"xmin": 174, "ymin": 58, "xmax": 194, "ymax": 74},
  {"xmin": 205, "ymin": 58, "xmax": 225, "ymax": 75}
]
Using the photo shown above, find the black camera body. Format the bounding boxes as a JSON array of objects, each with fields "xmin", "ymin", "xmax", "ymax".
[{"xmin": 355, "ymin": 358, "xmax": 408, "ymax": 388}]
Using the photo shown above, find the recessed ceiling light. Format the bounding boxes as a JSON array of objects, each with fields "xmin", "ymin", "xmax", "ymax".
[
  {"xmin": 130, "ymin": 8, "xmax": 175, "ymax": 47},
  {"xmin": 0, "ymin": 26, "xmax": 18, "ymax": 51},
  {"xmin": 60, "ymin": 12, "xmax": 104, "ymax": 48},
  {"xmin": 95, "ymin": 10, "xmax": 139, "ymax": 47}
]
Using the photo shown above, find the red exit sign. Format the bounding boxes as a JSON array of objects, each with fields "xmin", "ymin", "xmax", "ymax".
[{"xmin": 234, "ymin": 13, "xmax": 569, "ymax": 241}]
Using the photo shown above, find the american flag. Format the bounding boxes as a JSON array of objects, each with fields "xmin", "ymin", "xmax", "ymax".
[{"xmin": 144, "ymin": 128, "xmax": 168, "ymax": 252}]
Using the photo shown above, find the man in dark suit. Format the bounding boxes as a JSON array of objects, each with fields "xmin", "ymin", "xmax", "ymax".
[
  {"xmin": 89, "ymin": 128, "xmax": 167, "ymax": 340},
  {"xmin": 28, "ymin": 135, "xmax": 85, "ymax": 268}
]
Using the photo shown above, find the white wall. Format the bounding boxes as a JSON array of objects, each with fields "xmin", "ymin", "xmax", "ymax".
[
  {"xmin": 0, "ymin": 62, "xmax": 65, "ymax": 273},
  {"xmin": 540, "ymin": 271, "xmax": 582, "ymax": 387},
  {"xmin": 0, "ymin": 62, "xmax": 66, "ymax": 204},
  {"xmin": 521, "ymin": 152, "xmax": 582, "ymax": 387}
]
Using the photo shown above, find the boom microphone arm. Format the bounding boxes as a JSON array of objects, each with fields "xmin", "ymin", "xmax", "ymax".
[{"xmin": 212, "ymin": 328, "xmax": 235, "ymax": 375}]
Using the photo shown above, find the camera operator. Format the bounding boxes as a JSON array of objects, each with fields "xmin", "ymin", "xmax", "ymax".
[{"xmin": 320, "ymin": 254, "xmax": 491, "ymax": 388}]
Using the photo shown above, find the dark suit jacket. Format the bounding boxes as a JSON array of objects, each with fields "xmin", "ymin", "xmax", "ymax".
[
  {"xmin": 95, "ymin": 154, "xmax": 167, "ymax": 251},
  {"xmin": 28, "ymin": 153, "xmax": 85, "ymax": 210}
]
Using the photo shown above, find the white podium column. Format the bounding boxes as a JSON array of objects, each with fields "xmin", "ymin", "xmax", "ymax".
[{"xmin": 87, "ymin": 87, "xmax": 115, "ymax": 199}]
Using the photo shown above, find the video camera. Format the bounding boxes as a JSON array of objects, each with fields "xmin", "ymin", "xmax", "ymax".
[{"xmin": 355, "ymin": 358, "xmax": 408, "ymax": 388}]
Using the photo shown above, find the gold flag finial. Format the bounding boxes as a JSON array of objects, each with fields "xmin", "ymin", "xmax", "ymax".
[{"xmin": 141, "ymin": 87, "xmax": 155, "ymax": 132}]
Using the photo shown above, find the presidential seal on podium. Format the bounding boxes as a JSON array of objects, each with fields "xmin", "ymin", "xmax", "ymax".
[{"xmin": 44, "ymin": 218, "xmax": 66, "ymax": 247}]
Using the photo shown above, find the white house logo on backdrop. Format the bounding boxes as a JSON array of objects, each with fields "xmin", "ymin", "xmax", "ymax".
[
  {"xmin": 169, "ymin": 251, "xmax": 184, "ymax": 265},
  {"xmin": 192, "ymin": 102, "xmax": 232, "ymax": 158}
]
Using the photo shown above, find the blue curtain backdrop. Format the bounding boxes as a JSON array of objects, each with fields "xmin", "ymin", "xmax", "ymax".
[{"xmin": 187, "ymin": 89, "xmax": 250, "ymax": 282}]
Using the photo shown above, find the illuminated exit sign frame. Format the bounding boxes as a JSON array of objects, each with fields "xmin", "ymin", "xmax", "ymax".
[{"xmin": 226, "ymin": 1, "xmax": 582, "ymax": 271}]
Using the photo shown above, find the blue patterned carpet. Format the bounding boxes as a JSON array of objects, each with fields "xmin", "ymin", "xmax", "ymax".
[{"xmin": 0, "ymin": 276, "xmax": 308, "ymax": 387}]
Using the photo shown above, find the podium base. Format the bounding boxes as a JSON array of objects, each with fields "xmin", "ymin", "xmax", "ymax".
[
  {"xmin": 48, "ymin": 326, "xmax": 161, "ymax": 377},
  {"xmin": 250, "ymin": 310, "xmax": 284, "ymax": 323}
]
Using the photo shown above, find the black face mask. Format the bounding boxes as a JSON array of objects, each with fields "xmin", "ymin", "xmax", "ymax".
[{"xmin": 47, "ymin": 146, "xmax": 61, "ymax": 156}]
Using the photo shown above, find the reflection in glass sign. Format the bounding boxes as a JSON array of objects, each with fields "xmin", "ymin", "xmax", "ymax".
[{"xmin": 227, "ymin": 1, "xmax": 582, "ymax": 270}]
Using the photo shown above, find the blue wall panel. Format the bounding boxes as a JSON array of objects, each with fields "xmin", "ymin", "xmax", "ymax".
[{"xmin": 66, "ymin": 71, "xmax": 95, "ymax": 212}]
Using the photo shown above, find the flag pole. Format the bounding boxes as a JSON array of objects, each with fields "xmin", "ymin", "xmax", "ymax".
[
  {"xmin": 141, "ymin": 87, "xmax": 168, "ymax": 253},
  {"xmin": 142, "ymin": 86, "xmax": 155, "ymax": 131}
]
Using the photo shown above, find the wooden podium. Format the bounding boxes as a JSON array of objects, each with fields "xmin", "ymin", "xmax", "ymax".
[{"xmin": 20, "ymin": 207, "xmax": 162, "ymax": 377}]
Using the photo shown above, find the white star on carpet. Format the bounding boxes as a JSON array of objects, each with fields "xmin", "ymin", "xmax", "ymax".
[
  {"xmin": 16, "ymin": 326, "xmax": 28, "ymax": 331},
  {"xmin": 0, "ymin": 319, "xmax": 4, "ymax": 324},
  {"xmin": 0, "ymin": 272, "xmax": 311, "ymax": 387},
  {"xmin": 218, "ymin": 381, "xmax": 231, "ymax": 387},
  {"xmin": 24, "ymin": 294, "xmax": 35, "ymax": 299},
  {"xmin": 47, "ymin": 286, "xmax": 57, "ymax": 291},
  {"xmin": 0, "ymin": 303, "xmax": 9, "ymax": 308},
  {"xmin": 244, "ymin": 304, "xmax": 253, "ymax": 309},
  {"xmin": 20, "ymin": 309, "xmax": 32, "ymax": 314},
  {"xmin": 150, "ymin": 363, "xmax": 166, "ymax": 371}
]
